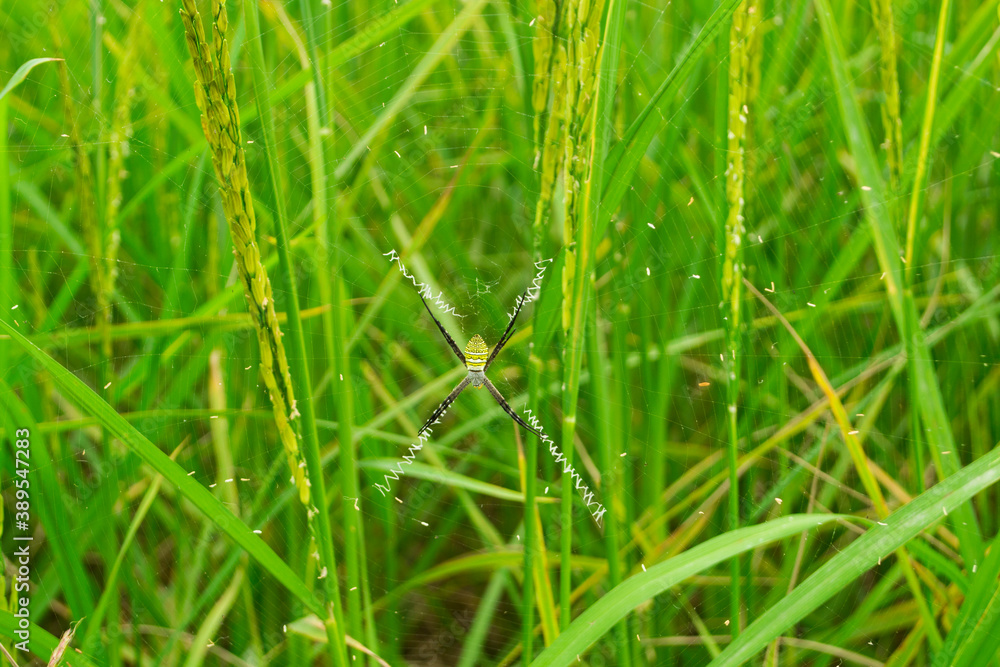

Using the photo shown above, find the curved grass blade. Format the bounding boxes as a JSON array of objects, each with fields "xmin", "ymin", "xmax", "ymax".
[
  {"xmin": 0, "ymin": 318, "xmax": 327, "ymax": 619},
  {"xmin": 0, "ymin": 58, "xmax": 63, "ymax": 102},
  {"xmin": 935, "ymin": 533, "xmax": 1000, "ymax": 667},
  {"xmin": 1, "ymin": 57, "xmax": 63, "ymax": 371},
  {"xmin": 707, "ymin": 443, "xmax": 1000, "ymax": 666},
  {"xmin": 814, "ymin": 0, "xmax": 983, "ymax": 565},
  {"xmin": 241, "ymin": 1, "xmax": 350, "ymax": 662},
  {"xmin": 530, "ymin": 514, "xmax": 844, "ymax": 666}
]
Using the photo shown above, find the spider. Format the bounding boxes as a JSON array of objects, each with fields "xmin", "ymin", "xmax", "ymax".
[{"xmin": 416, "ymin": 291, "xmax": 543, "ymax": 438}]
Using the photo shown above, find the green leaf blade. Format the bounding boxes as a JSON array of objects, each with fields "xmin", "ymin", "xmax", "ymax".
[
  {"xmin": 531, "ymin": 514, "xmax": 844, "ymax": 666},
  {"xmin": 708, "ymin": 444, "xmax": 1000, "ymax": 666},
  {"xmin": 0, "ymin": 58, "xmax": 62, "ymax": 102}
]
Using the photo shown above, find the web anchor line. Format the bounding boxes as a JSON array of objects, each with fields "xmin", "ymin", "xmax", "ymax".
[
  {"xmin": 522, "ymin": 408, "xmax": 607, "ymax": 527},
  {"xmin": 508, "ymin": 257, "xmax": 553, "ymax": 321},
  {"xmin": 372, "ymin": 429, "xmax": 431, "ymax": 497},
  {"xmin": 384, "ymin": 249, "xmax": 464, "ymax": 318}
]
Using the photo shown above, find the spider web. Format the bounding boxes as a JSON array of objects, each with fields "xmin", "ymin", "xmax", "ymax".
[{"xmin": 1, "ymin": 0, "xmax": 998, "ymax": 664}]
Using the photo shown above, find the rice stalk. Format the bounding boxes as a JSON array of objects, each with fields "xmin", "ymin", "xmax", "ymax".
[
  {"xmin": 55, "ymin": 49, "xmax": 105, "ymax": 349},
  {"xmin": 587, "ymin": 311, "xmax": 632, "ymax": 665},
  {"xmin": 180, "ymin": 1, "xmax": 353, "ymax": 662},
  {"xmin": 273, "ymin": 0, "xmax": 376, "ymax": 654},
  {"xmin": 240, "ymin": 2, "xmax": 357, "ymax": 663},
  {"xmin": 558, "ymin": 0, "xmax": 595, "ymax": 631},
  {"xmin": 103, "ymin": 18, "xmax": 140, "ymax": 338},
  {"xmin": 898, "ymin": 0, "xmax": 951, "ymax": 561},
  {"xmin": 528, "ymin": 0, "xmax": 612, "ymax": 640},
  {"xmin": 721, "ymin": 0, "xmax": 755, "ymax": 637},
  {"xmin": 866, "ymin": 0, "xmax": 917, "ymax": 507},
  {"xmin": 904, "ymin": 0, "xmax": 951, "ymax": 280},
  {"xmin": 525, "ymin": 0, "xmax": 570, "ymax": 659},
  {"xmin": 557, "ymin": 0, "xmax": 621, "ymax": 638},
  {"xmin": 531, "ymin": 0, "xmax": 569, "ymax": 260},
  {"xmin": 177, "ymin": 0, "xmax": 310, "ymax": 508},
  {"xmin": 744, "ymin": 277, "xmax": 944, "ymax": 648},
  {"xmin": 54, "ymin": 40, "xmax": 120, "ymax": 602},
  {"xmin": 870, "ymin": 0, "xmax": 903, "ymax": 200},
  {"xmin": 530, "ymin": 0, "xmax": 557, "ymax": 162}
]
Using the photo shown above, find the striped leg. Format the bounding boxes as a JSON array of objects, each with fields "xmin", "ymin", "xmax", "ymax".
[
  {"xmin": 421, "ymin": 294, "xmax": 466, "ymax": 365},
  {"xmin": 483, "ymin": 377, "xmax": 544, "ymax": 438},
  {"xmin": 417, "ymin": 376, "xmax": 471, "ymax": 436},
  {"xmin": 485, "ymin": 290, "xmax": 528, "ymax": 372}
]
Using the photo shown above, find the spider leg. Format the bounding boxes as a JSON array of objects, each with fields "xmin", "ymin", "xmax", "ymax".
[
  {"xmin": 484, "ymin": 328, "xmax": 516, "ymax": 372},
  {"xmin": 484, "ymin": 289, "xmax": 528, "ymax": 372},
  {"xmin": 483, "ymin": 377, "xmax": 544, "ymax": 438},
  {"xmin": 417, "ymin": 376, "xmax": 471, "ymax": 436},
  {"xmin": 420, "ymin": 294, "xmax": 466, "ymax": 365}
]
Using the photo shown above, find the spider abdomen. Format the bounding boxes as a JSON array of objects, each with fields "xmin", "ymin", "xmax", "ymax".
[{"xmin": 465, "ymin": 334, "xmax": 489, "ymax": 371}]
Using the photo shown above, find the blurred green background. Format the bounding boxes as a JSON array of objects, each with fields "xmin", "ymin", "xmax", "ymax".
[{"xmin": 1, "ymin": 0, "xmax": 999, "ymax": 665}]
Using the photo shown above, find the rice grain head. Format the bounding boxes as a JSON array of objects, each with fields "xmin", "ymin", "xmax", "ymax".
[{"xmin": 180, "ymin": 0, "xmax": 310, "ymax": 504}]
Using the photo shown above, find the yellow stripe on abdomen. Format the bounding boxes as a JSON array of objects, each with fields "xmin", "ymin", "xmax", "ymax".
[{"xmin": 465, "ymin": 334, "xmax": 489, "ymax": 370}]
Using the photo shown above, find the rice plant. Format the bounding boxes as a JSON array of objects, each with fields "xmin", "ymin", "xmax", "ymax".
[{"xmin": 0, "ymin": 0, "xmax": 998, "ymax": 665}]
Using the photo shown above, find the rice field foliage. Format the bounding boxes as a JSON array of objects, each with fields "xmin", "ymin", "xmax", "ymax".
[{"xmin": 0, "ymin": 0, "xmax": 999, "ymax": 665}]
